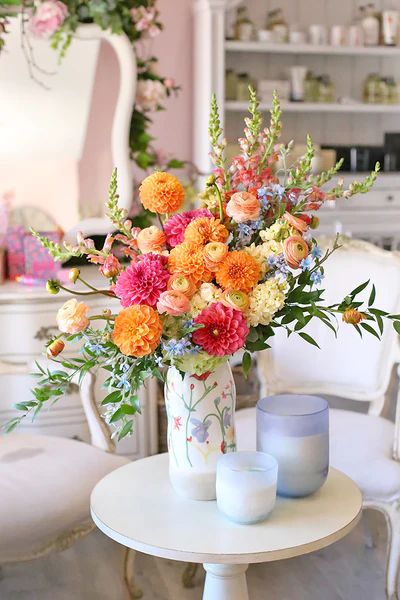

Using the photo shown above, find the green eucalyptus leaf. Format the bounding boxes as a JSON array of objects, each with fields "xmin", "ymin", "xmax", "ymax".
[{"xmin": 298, "ymin": 332, "xmax": 320, "ymax": 348}]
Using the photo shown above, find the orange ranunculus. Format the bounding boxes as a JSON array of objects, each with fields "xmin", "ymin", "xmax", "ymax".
[
  {"xmin": 157, "ymin": 290, "xmax": 190, "ymax": 316},
  {"xmin": 342, "ymin": 308, "xmax": 365, "ymax": 325},
  {"xmin": 216, "ymin": 250, "xmax": 260, "ymax": 293},
  {"xmin": 57, "ymin": 299, "xmax": 90, "ymax": 334},
  {"xmin": 220, "ymin": 289, "xmax": 250, "ymax": 312},
  {"xmin": 113, "ymin": 305, "xmax": 162, "ymax": 357},
  {"xmin": 283, "ymin": 212, "xmax": 308, "ymax": 234},
  {"xmin": 139, "ymin": 172, "xmax": 185, "ymax": 214},
  {"xmin": 283, "ymin": 236, "xmax": 309, "ymax": 269},
  {"xmin": 137, "ymin": 225, "xmax": 166, "ymax": 254},
  {"xmin": 203, "ymin": 242, "xmax": 229, "ymax": 271},
  {"xmin": 168, "ymin": 241, "xmax": 212, "ymax": 284},
  {"xmin": 184, "ymin": 217, "xmax": 229, "ymax": 246},
  {"xmin": 167, "ymin": 273, "xmax": 197, "ymax": 298},
  {"xmin": 226, "ymin": 191, "xmax": 260, "ymax": 223}
]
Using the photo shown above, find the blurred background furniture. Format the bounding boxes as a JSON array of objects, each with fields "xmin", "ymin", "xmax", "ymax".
[
  {"xmin": 235, "ymin": 238, "xmax": 400, "ymax": 600},
  {"xmin": 0, "ymin": 268, "xmax": 158, "ymax": 459},
  {"xmin": 0, "ymin": 367, "xmax": 142, "ymax": 599}
]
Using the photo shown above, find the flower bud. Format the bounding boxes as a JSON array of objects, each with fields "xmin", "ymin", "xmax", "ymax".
[
  {"xmin": 206, "ymin": 175, "xmax": 216, "ymax": 187},
  {"xmin": 310, "ymin": 216, "xmax": 319, "ymax": 230},
  {"xmin": 68, "ymin": 268, "xmax": 80, "ymax": 284},
  {"xmin": 46, "ymin": 279, "xmax": 60, "ymax": 294},
  {"xmin": 342, "ymin": 308, "xmax": 365, "ymax": 325},
  {"xmin": 100, "ymin": 255, "xmax": 121, "ymax": 278},
  {"xmin": 46, "ymin": 338, "xmax": 65, "ymax": 358}
]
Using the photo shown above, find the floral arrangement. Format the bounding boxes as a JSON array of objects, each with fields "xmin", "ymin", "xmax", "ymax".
[
  {"xmin": 6, "ymin": 89, "xmax": 400, "ymax": 440},
  {"xmin": 0, "ymin": 0, "xmax": 182, "ymax": 172}
]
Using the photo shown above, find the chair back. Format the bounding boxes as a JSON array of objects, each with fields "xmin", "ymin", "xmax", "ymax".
[{"xmin": 257, "ymin": 239, "xmax": 400, "ymax": 414}]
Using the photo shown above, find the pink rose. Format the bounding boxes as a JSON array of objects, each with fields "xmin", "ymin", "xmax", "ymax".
[
  {"xmin": 156, "ymin": 290, "xmax": 190, "ymax": 316},
  {"xmin": 30, "ymin": 0, "xmax": 68, "ymax": 37},
  {"xmin": 226, "ymin": 191, "xmax": 260, "ymax": 223},
  {"xmin": 283, "ymin": 236, "xmax": 309, "ymax": 269},
  {"xmin": 283, "ymin": 212, "xmax": 308, "ymax": 234},
  {"xmin": 57, "ymin": 299, "xmax": 90, "ymax": 334},
  {"xmin": 135, "ymin": 80, "xmax": 166, "ymax": 112}
]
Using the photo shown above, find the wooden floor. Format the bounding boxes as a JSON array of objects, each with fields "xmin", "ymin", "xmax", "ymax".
[{"xmin": 0, "ymin": 509, "xmax": 389, "ymax": 600}]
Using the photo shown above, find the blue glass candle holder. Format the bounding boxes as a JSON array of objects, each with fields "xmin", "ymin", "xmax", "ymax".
[
  {"xmin": 256, "ymin": 395, "xmax": 329, "ymax": 497},
  {"xmin": 216, "ymin": 451, "xmax": 278, "ymax": 524}
]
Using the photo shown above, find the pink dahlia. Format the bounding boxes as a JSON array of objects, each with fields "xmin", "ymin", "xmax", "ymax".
[
  {"xmin": 192, "ymin": 302, "xmax": 249, "ymax": 357},
  {"xmin": 114, "ymin": 254, "xmax": 169, "ymax": 308},
  {"xmin": 164, "ymin": 209, "xmax": 212, "ymax": 248}
]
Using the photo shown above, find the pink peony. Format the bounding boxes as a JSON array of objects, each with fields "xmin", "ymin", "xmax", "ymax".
[
  {"xmin": 30, "ymin": 0, "xmax": 68, "ymax": 37},
  {"xmin": 157, "ymin": 290, "xmax": 190, "ymax": 316},
  {"xmin": 164, "ymin": 209, "xmax": 213, "ymax": 248},
  {"xmin": 192, "ymin": 302, "xmax": 249, "ymax": 357},
  {"xmin": 114, "ymin": 254, "xmax": 169, "ymax": 308}
]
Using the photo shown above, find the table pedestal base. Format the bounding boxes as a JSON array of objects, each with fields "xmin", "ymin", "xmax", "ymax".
[{"xmin": 203, "ymin": 563, "xmax": 249, "ymax": 600}]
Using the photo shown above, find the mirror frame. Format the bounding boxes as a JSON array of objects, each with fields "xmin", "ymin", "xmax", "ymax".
[{"xmin": 65, "ymin": 23, "xmax": 136, "ymax": 241}]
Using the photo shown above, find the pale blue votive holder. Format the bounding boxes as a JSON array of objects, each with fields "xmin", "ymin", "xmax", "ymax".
[
  {"xmin": 256, "ymin": 395, "xmax": 329, "ymax": 498},
  {"xmin": 216, "ymin": 451, "xmax": 278, "ymax": 524}
]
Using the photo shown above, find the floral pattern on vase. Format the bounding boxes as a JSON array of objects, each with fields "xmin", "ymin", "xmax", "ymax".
[{"xmin": 165, "ymin": 362, "xmax": 236, "ymax": 500}]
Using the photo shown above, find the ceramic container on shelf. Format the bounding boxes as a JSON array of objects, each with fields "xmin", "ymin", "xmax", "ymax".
[
  {"xmin": 165, "ymin": 362, "xmax": 236, "ymax": 500},
  {"xmin": 216, "ymin": 451, "xmax": 278, "ymax": 524},
  {"xmin": 256, "ymin": 394, "xmax": 329, "ymax": 497}
]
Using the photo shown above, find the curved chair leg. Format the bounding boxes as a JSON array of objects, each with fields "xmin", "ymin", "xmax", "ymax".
[
  {"xmin": 124, "ymin": 548, "xmax": 143, "ymax": 599},
  {"xmin": 183, "ymin": 563, "xmax": 199, "ymax": 588},
  {"xmin": 384, "ymin": 503, "xmax": 400, "ymax": 600}
]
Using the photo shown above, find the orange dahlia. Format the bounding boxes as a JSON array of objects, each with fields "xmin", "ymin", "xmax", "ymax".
[
  {"xmin": 113, "ymin": 305, "xmax": 162, "ymax": 357},
  {"xmin": 139, "ymin": 172, "xmax": 185, "ymax": 214},
  {"xmin": 184, "ymin": 217, "xmax": 229, "ymax": 246},
  {"xmin": 168, "ymin": 241, "xmax": 212, "ymax": 285},
  {"xmin": 216, "ymin": 250, "xmax": 261, "ymax": 293}
]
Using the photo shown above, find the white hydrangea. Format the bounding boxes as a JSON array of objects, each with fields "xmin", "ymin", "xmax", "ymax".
[
  {"xmin": 260, "ymin": 219, "xmax": 291, "ymax": 243},
  {"xmin": 244, "ymin": 240, "xmax": 283, "ymax": 277},
  {"xmin": 246, "ymin": 278, "xmax": 288, "ymax": 327}
]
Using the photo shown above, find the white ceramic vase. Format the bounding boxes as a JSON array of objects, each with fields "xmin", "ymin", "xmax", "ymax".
[{"xmin": 165, "ymin": 363, "xmax": 236, "ymax": 500}]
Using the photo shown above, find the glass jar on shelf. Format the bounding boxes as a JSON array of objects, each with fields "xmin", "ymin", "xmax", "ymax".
[
  {"xmin": 387, "ymin": 77, "xmax": 399, "ymax": 104},
  {"xmin": 317, "ymin": 75, "xmax": 334, "ymax": 103},
  {"xmin": 234, "ymin": 6, "xmax": 254, "ymax": 42},
  {"xmin": 265, "ymin": 8, "xmax": 288, "ymax": 43},
  {"xmin": 225, "ymin": 69, "xmax": 238, "ymax": 101},
  {"xmin": 363, "ymin": 73, "xmax": 379, "ymax": 103},
  {"xmin": 378, "ymin": 78, "xmax": 390, "ymax": 104},
  {"xmin": 237, "ymin": 73, "xmax": 254, "ymax": 101},
  {"xmin": 304, "ymin": 71, "xmax": 318, "ymax": 102}
]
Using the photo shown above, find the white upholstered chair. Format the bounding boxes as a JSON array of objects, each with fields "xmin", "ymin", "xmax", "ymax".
[
  {"xmin": 235, "ymin": 238, "xmax": 400, "ymax": 600},
  {"xmin": 0, "ymin": 363, "xmax": 140, "ymax": 598}
]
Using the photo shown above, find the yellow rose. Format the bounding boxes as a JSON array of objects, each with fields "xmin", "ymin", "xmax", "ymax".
[{"xmin": 57, "ymin": 299, "xmax": 90, "ymax": 334}]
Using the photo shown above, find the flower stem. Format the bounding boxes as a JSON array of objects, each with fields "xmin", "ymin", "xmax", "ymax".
[
  {"xmin": 212, "ymin": 183, "xmax": 224, "ymax": 221},
  {"xmin": 58, "ymin": 284, "xmax": 115, "ymax": 298}
]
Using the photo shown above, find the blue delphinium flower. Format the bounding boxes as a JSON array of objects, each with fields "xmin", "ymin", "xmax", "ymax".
[
  {"xmin": 267, "ymin": 253, "xmax": 289, "ymax": 277},
  {"xmin": 154, "ymin": 355, "xmax": 164, "ymax": 368},
  {"xmin": 116, "ymin": 373, "xmax": 131, "ymax": 392},
  {"xmin": 310, "ymin": 269, "xmax": 324, "ymax": 285},
  {"xmin": 300, "ymin": 255, "xmax": 313, "ymax": 271},
  {"xmin": 311, "ymin": 245, "xmax": 323, "ymax": 259},
  {"xmin": 271, "ymin": 183, "xmax": 285, "ymax": 198},
  {"xmin": 85, "ymin": 342, "xmax": 104, "ymax": 356},
  {"xmin": 163, "ymin": 338, "xmax": 192, "ymax": 357}
]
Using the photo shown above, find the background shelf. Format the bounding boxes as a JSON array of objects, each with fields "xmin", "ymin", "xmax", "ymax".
[
  {"xmin": 225, "ymin": 101, "xmax": 400, "ymax": 114},
  {"xmin": 225, "ymin": 40, "xmax": 400, "ymax": 57}
]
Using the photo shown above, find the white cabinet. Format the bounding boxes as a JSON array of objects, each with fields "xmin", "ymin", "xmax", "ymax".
[{"xmin": 0, "ymin": 270, "xmax": 158, "ymax": 459}]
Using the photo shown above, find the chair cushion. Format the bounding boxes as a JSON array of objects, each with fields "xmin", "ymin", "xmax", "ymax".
[
  {"xmin": 0, "ymin": 433, "xmax": 129, "ymax": 563},
  {"xmin": 235, "ymin": 407, "xmax": 400, "ymax": 503}
]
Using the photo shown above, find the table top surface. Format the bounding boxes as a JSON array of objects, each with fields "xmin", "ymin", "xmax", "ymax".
[{"xmin": 90, "ymin": 453, "xmax": 362, "ymax": 565}]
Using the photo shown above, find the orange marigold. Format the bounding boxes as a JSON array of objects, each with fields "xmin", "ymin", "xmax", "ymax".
[
  {"xmin": 139, "ymin": 172, "xmax": 185, "ymax": 214},
  {"xmin": 168, "ymin": 241, "xmax": 212, "ymax": 285},
  {"xmin": 216, "ymin": 250, "xmax": 261, "ymax": 293},
  {"xmin": 113, "ymin": 305, "xmax": 162, "ymax": 357},
  {"xmin": 184, "ymin": 217, "xmax": 229, "ymax": 246}
]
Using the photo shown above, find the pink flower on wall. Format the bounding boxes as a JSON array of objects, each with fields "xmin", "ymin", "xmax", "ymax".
[
  {"xmin": 30, "ymin": 0, "xmax": 68, "ymax": 38},
  {"xmin": 135, "ymin": 80, "xmax": 166, "ymax": 112}
]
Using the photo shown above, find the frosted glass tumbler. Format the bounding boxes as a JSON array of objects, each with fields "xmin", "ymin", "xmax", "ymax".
[
  {"xmin": 216, "ymin": 451, "xmax": 278, "ymax": 524},
  {"xmin": 257, "ymin": 395, "xmax": 329, "ymax": 497}
]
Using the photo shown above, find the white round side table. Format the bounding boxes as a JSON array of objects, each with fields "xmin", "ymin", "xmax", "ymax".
[{"xmin": 91, "ymin": 453, "xmax": 362, "ymax": 600}]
